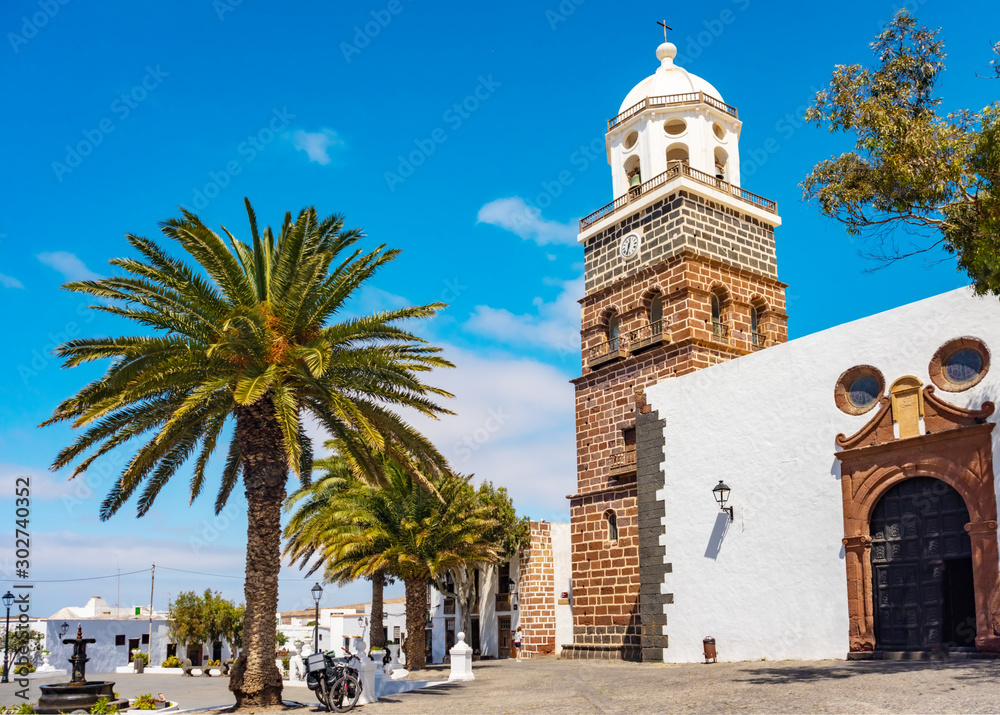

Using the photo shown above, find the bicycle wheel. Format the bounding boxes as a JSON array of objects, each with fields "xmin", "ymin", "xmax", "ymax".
[
  {"xmin": 315, "ymin": 675, "xmax": 332, "ymax": 712},
  {"xmin": 330, "ymin": 673, "xmax": 362, "ymax": 712}
]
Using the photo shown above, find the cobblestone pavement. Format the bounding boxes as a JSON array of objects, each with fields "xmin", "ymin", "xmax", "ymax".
[
  {"xmin": 368, "ymin": 657, "xmax": 1000, "ymax": 714},
  {"xmin": 3, "ymin": 657, "xmax": 1000, "ymax": 713}
]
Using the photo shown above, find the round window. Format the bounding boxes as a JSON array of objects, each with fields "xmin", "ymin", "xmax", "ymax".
[
  {"xmin": 835, "ymin": 365, "xmax": 885, "ymax": 415},
  {"xmin": 848, "ymin": 375, "xmax": 881, "ymax": 409},
  {"xmin": 623, "ymin": 131, "xmax": 638, "ymax": 150},
  {"xmin": 929, "ymin": 337, "xmax": 989, "ymax": 392},
  {"xmin": 664, "ymin": 119, "xmax": 686, "ymax": 136},
  {"xmin": 713, "ymin": 122, "xmax": 725, "ymax": 140},
  {"xmin": 944, "ymin": 349, "xmax": 982, "ymax": 385}
]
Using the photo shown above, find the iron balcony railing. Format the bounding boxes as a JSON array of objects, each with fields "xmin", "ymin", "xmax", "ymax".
[
  {"xmin": 710, "ymin": 320, "xmax": 730, "ymax": 342},
  {"xmin": 580, "ymin": 162, "xmax": 777, "ymax": 230},
  {"xmin": 588, "ymin": 336, "xmax": 627, "ymax": 367},
  {"xmin": 750, "ymin": 332, "xmax": 766, "ymax": 349},
  {"xmin": 608, "ymin": 91, "xmax": 738, "ymax": 130},
  {"xmin": 627, "ymin": 319, "xmax": 669, "ymax": 352}
]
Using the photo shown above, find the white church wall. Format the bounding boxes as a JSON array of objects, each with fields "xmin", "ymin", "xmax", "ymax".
[{"xmin": 646, "ymin": 286, "xmax": 1000, "ymax": 663}]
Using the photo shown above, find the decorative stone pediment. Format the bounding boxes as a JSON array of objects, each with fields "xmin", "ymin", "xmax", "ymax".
[{"xmin": 836, "ymin": 385, "xmax": 994, "ymax": 450}]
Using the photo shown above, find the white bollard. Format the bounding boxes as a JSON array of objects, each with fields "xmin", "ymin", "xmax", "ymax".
[
  {"xmin": 355, "ymin": 654, "xmax": 379, "ymax": 704},
  {"xmin": 448, "ymin": 632, "xmax": 474, "ymax": 682},
  {"xmin": 288, "ymin": 642, "xmax": 305, "ymax": 681}
]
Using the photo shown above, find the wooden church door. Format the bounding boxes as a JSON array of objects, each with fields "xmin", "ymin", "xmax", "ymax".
[{"xmin": 870, "ymin": 477, "xmax": 976, "ymax": 650}]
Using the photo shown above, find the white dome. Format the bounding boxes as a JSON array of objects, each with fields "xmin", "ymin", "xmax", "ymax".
[{"xmin": 618, "ymin": 42, "xmax": 725, "ymax": 115}]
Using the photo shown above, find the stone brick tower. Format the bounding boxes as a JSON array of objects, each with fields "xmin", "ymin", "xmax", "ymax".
[{"xmin": 562, "ymin": 39, "xmax": 788, "ymax": 661}]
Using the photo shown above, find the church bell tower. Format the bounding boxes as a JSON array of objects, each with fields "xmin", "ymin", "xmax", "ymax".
[{"xmin": 564, "ymin": 37, "xmax": 789, "ymax": 661}]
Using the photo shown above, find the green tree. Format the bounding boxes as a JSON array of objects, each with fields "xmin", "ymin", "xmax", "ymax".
[
  {"xmin": 3, "ymin": 629, "xmax": 43, "ymax": 674},
  {"xmin": 168, "ymin": 591, "xmax": 207, "ymax": 651},
  {"xmin": 284, "ymin": 458, "xmax": 497, "ymax": 670},
  {"xmin": 434, "ymin": 481, "xmax": 529, "ymax": 639},
  {"xmin": 43, "ymin": 200, "xmax": 453, "ymax": 706},
  {"xmin": 476, "ymin": 481, "xmax": 529, "ymax": 561},
  {"xmin": 802, "ymin": 11, "xmax": 1000, "ymax": 291}
]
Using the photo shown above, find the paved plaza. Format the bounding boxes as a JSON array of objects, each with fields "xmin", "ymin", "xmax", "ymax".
[{"xmin": 3, "ymin": 657, "xmax": 1000, "ymax": 713}]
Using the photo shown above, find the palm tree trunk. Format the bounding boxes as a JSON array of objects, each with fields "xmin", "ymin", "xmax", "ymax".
[
  {"xmin": 403, "ymin": 577, "xmax": 427, "ymax": 671},
  {"xmin": 229, "ymin": 398, "xmax": 287, "ymax": 708},
  {"xmin": 370, "ymin": 573, "xmax": 385, "ymax": 649}
]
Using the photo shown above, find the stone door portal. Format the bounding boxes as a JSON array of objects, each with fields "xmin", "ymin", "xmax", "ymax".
[{"xmin": 870, "ymin": 477, "xmax": 976, "ymax": 650}]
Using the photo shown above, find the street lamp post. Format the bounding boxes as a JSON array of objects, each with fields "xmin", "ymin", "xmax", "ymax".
[
  {"xmin": 311, "ymin": 583, "xmax": 323, "ymax": 654},
  {"xmin": 2, "ymin": 591, "xmax": 14, "ymax": 684}
]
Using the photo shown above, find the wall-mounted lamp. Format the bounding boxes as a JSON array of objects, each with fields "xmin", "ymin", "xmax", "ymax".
[{"xmin": 712, "ymin": 481, "xmax": 733, "ymax": 521}]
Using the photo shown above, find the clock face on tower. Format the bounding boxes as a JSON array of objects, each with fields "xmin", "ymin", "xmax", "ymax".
[{"xmin": 619, "ymin": 233, "xmax": 640, "ymax": 260}]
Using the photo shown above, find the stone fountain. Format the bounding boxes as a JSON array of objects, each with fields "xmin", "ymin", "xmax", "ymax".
[{"xmin": 36, "ymin": 626, "xmax": 128, "ymax": 714}]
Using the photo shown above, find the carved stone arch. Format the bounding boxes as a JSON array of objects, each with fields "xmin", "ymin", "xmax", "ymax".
[
  {"xmin": 749, "ymin": 293, "xmax": 769, "ymax": 313},
  {"xmin": 640, "ymin": 286, "xmax": 666, "ymax": 326},
  {"xmin": 708, "ymin": 281, "xmax": 732, "ymax": 307},
  {"xmin": 852, "ymin": 459, "xmax": 993, "ymax": 530}
]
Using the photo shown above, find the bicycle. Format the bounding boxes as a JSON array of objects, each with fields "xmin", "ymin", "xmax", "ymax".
[{"xmin": 305, "ymin": 648, "xmax": 363, "ymax": 712}]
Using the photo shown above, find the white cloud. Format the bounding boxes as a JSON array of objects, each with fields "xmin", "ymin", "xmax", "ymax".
[
  {"xmin": 0, "ymin": 272, "xmax": 23, "ymax": 289},
  {"xmin": 0, "ymin": 463, "xmax": 74, "ymax": 501},
  {"xmin": 36, "ymin": 251, "xmax": 102, "ymax": 282},
  {"xmin": 477, "ymin": 197, "xmax": 578, "ymax": 246},
  {"xmin": 292, "ymin": 128, "xmax": 343, "ymax": 165},
  {"xmin": 464, "ymin": 276, "xmax": 582, "ymax": 354},
  {"xmin": 404, "ymin": 344, "xmax": 576, "ymax": 521}
]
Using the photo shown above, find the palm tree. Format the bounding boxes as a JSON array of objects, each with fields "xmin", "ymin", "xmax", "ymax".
[
  {"xmin": 284, "ymin": 457, "xmax": 497, "ymax": 670},
  {"xmin": 42, "ymin": 200, "xmax": 453, "ymax": 707}
]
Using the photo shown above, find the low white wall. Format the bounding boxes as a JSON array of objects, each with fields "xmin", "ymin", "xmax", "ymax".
[
  {"xmin": 551, "ymin": 523, "xmax": 573, "ymax": 654},
  {"xmin": 646, "ymin": 287, "xmax": 1000, "ymax": 662}
]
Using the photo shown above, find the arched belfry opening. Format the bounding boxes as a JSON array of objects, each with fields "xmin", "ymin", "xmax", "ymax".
[
  {"xmin": 624, "ymin": 155, "xmax": 642, "ymax": 188},
  {"xmin": 666, "ymin": 143, "xmax": 689, "ymax": 168},
  {"xmin": 870, "ymin": 477, "xmax": 977, "ymax": 650}
]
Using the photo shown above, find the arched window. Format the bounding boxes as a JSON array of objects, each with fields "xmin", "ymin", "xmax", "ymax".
[
  {"xmin": 750, "ymin": 299, "xmax": 767, "ymax": 348},
  {"xmin": 710, "ymin": 292, "xmax": 725, "ymax": 339},
  {"xmin": 606, "ymin": 511, "xmax": 618, "ymax": 543},
  {"xmin": 624, "ymin": 155, "xmax": 641, "ymax": 188},
  {"xmin": 650, "ymin": 294, "xmax": 663, "ymax": 336},
  {"xmin": 714, "ymin": 148, "xmax": 728, "ymax": 181},
  {"xmin": 608, "ymin": 314, "xmax": 620, "ymax": 347}
]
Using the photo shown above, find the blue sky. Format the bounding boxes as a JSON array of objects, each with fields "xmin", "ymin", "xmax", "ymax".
[{"xmin": 1, "ymin": 0, "xmax": 997, "ymax": 616}]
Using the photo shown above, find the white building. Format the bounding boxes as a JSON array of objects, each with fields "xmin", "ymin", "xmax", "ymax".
[
  {"xmin": 644, "ymin": 288, "xmax": 1000, "ymax": 662},
  {"xmin": 31, "ymin": 597, "xmax": 173, "ymax": 673},
  {"xmin": 31, "ymin": 596, "xmax": 236, "ymax": 672}
]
